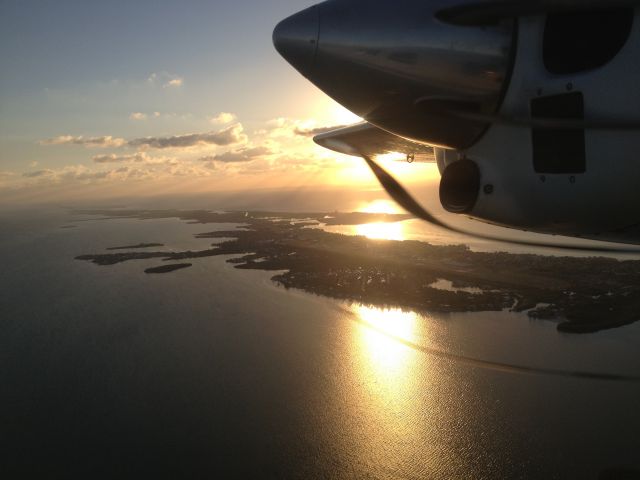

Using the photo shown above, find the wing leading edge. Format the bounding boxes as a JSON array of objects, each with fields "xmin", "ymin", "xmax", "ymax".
[{"xmin": 313, "ymin": 123, "xmax": 435, "ymax": 162}]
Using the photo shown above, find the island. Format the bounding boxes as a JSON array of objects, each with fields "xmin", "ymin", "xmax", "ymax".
[
  {"xmin": 107, "ymin": 243, "xmax": 165, "ymax": 251},
  {"xmin": 73, "ymin": 208, "xmax": 640, "ymax": 334},
  {"xmin": 145, "ymin": 263, "xmax": 192, "ymax": 274}
]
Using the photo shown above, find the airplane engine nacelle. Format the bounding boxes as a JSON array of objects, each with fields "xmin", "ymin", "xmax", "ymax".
[
  {"xmin": 275, "ymin": 0, "xmax": 640, "ymax": 243},
  {"xmin": 273, "ymin": 0, "xmax": 516, "ymax": 149},
  {"xmin": 442, "ymin": 9, "xmax": 640, "ymax": 242}
]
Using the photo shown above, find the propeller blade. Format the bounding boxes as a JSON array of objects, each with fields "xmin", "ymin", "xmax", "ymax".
[{"xmin": 361, "ymin": 153, "xmax": 640, "ymax": 253}]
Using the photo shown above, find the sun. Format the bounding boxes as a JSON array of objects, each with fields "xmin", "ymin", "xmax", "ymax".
[
  {"xmin": 314, "ymin": 96, "xmax": 363, "ymax": 126},
  {"xmin": 330, "ymin": 104, "xmax": 363, "ymax": 125}
]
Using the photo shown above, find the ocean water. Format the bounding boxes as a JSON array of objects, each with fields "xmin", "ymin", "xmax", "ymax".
[
  {"xmin": 320, "ymin": 216, "xmax": 640, "ymax": 259},
  {"xmin": 1, "ymin": 208, "xmax": 639, "ymax": 479}
]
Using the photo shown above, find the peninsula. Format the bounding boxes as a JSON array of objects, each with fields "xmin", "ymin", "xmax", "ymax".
[{"xmin": 74, "ymin": 209, "xmax": 640, "ymax": 333}]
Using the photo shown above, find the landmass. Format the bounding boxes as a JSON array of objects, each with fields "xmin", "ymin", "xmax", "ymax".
[
  {"xmin": 107, "ymin": 243, "xmax": 165, "ymax": 250},
  {"xmin": 145, "ymin": 263, "xmax": 192, "ymax": 274},
  {"xmin": 74, "ymin": 209, "xmax": 640, "ymax": 334}
]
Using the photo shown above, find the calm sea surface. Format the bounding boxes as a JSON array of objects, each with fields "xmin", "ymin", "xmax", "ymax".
[{"xmin": 1, "ymin": 208, "xmax": 639, "ymax": 479}]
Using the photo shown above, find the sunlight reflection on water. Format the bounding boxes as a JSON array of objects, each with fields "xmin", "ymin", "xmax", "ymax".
[
  {"xmin": 345, "ymin": 305, "xmax": 438, "ymax": 475},
  {"xmin": 355, "ymin": 305, "xmax": 418, "ymax": 373},
  {"xmin": 4, "ymin": 212, "xmax": 639, "ymax": 478},
  {"xmin": 352, "ymin": 199, "xmax": 408, "ymax": 241},
  {"xmin": 354, "ymin": 222, "xmax": 406, "ymax": 241}
]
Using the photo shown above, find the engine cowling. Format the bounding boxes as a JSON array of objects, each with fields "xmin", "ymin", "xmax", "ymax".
[
  {"xmin": 275, "ymin": 1, "xmax": 640, "ymax": 244},
  {"xmin": 273, "ymin": 0, "xmax": 516, "ymax": 149}
]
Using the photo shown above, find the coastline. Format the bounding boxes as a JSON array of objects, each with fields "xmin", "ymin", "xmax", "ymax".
[{"xmin": 73, "ymin": 209, "xmax": 640, "ymax": 334}]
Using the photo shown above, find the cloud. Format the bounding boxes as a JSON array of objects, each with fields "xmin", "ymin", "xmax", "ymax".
[
  {"xmin": 130, "ymin": 112, "xmax": 147, "ymax": 121},
  {"xmin": 40, "ymin": 135, "xmax": 126, "ymax": 148},
  {"xmin": 92, "ymin": 152, "xmax": 177, "ymax": 166},
  {"xmin": 23, "ymin": 169, "xmax": 55, "ymax": 178},
  {"xmin": 62, "ymin": 167, "xmax": 112, "ymax": 181},
  {"xmin": 294, "ymin": 124, "xmax": 350, "ymax": 137},
  {"xmin": 41, "ymin": 125, "xmax": 247, "ymax": 152},
  {"xmin": 92, "ymin": 152, "xmax": 149, "ymax": 163},
  {"xmin": 210, "ymin": 112, "xmax": 237, "ymax": 125},
  {"xmin": 262, "ymin": 118, "xmax": 346, "ymax": 140},
  {"xmin": 129, "ymin": 124, "xmax": 247, "ymax": 149},
  {"xmin": 131, "ymin": 111, "xmax": 181, "ymax": 120},
  {"xmin": 53, "ymin": 165, "xmax": 154, "ymax": 182},
  {"xmin": 164, "ymin": 77, "xmax": 183, "ymax": 88},
  {"xmin": 209, "ymin": 146, "xmax": 272, "ymax": 163},
  {"xmin": 262, "ymin": 118, "xmax": 296, "ymax": 138},
  {"xmin": 18, "ymin": 162, "xmax": 188, "ymax": 186},
  {"xmin": 22, "ymin": 166, "xmax": 104, "ymax": 182},
  {"xmin": 198, "ymin": 156, "xmax": 217, "ymax": 163},
  {"xmin": 147, "ymin": 72, "xmax": 184, "ymax": 89},
  {"xmin": 203, "ymin": 161, "xmax": 216, "ymax": 170}
]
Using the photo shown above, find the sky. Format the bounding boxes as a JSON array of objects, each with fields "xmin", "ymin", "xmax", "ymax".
[{"xmin": 0, "ymin": 0, "xmax": 437, "ymax": 205}]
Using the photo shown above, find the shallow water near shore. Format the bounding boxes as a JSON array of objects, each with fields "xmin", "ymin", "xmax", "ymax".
[{"xmin": 1, "ymin": 208, "xmax": 639, "ymax": 479}]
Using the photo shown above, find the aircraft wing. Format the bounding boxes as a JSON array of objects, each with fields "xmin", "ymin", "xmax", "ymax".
[{"xmin": 313, "ymin": 123, "xmax": 435, "ymax": 162}]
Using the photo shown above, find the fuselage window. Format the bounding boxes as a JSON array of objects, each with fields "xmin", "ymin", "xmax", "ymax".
[{"xmin": 543, "ymin": 9, "xmax": 633, "ymax": 74}]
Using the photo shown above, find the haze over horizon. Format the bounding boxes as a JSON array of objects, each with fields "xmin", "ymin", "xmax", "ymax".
[{"xmin": 0, "ymin": 0, "xmax": 438, "ymax": 206}]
